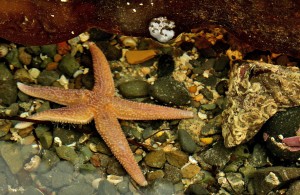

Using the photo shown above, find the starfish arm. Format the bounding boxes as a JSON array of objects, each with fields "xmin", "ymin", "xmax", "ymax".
[
  {"xmin": 94, "ymin": 111, "xmax": 148, "ymax": 186},
  {"xmin": 17, "ymin": 82, "xmax": 90, "ymax": 106},
  {"xmin": 89, "ymin": 42, "xmax": 115, "ymax": 96},
  {"xmin": 111, "ymin": 97, "xmax": 194, "ymax": 120},
  {"xmin": 15, "ymin": 105, "xmax": 94, "ymax": 129}
]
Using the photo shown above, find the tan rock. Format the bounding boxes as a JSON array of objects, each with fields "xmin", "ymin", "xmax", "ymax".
[
  {"xmin": 181, "ymin": 164, "xmax": 201, "ymax": 179},
  {"xmin": 125, "ymin": 50, "xmax": 157, "ymax": 64}
]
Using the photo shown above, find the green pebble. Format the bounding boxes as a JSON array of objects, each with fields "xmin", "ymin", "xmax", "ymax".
[
  {"xmin": 40, "ymin": 57, "xmax": 53, "ymax": 69},
  {"xmin": 0, "ymin": 63, "xmax": 13, "ymax": 81},
  {"xmin": 165, "ymin": 150, "xmax": 189, "ymax": 168},
  {"xmin": 1, "ymin": 143, "xmax": 23, "ymax": 174},
  {"xmin": 39, "ymin": 131, "xmax": 53, "ymax": 149},
  {"xmin": 36, "ymin": 101, "xmax": 51, "ymax": 113},
  {"xmin": 26, "ymin": 46, "xmax": 41, "ymax": 56},
  {"xmin": 41, "ymin": 44, "xmax": 57, "ymax": 58},
  {"xmin": 59, "ymin": 54, "xmax": 80, "ymax": 76},
  {"xmin": 201, "ymin": 104, "xmax": 217, "ymax": 111},
  {"xmin": 79, "ymin": 163, "xmax": 96, "ymax": 172},
  {"xmin": 14, "ymin": 68, "xmax": 33, "ymax": 83},
  {"xmin": 118, "ymin": 80, "xmax": 150, "ymax": 98},
  {"xmin": 6, "ymin": 103, "xmax": 19, "ymax": 117},
  {"xmin": 5, "ymin": 48, "xmax": 22, "ymax": 68},
  {"xmin": 80, "ymin": 146, "xmax": 93, "ymax": 161},
  {"xmin": 178, "ymin": 129, "xmax": 197, "ymax": 153},
  {"xmin": 37, "ymin": 70, "xmax": 60, "ymax": 86},
  {"xmin": 0, "ymin": 80, "xmax": 18, "ymax": 106},
  {"xmin": 55, "ymin": 145, "xmax": 78, "ymax": 163}
]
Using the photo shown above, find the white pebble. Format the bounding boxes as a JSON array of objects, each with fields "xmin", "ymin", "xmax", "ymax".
[
  {"xmin": 28, "ymin": 68, "xmax": 40, "ymax": 79},
  {"xmin": 149, "ymin": 16, "xmax": 175, "ymax": 42}
]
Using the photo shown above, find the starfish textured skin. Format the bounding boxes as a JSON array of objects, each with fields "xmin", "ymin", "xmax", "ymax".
[{"xmin": 15, "ymin": 42, "xmax": 194, "ymax": 186}]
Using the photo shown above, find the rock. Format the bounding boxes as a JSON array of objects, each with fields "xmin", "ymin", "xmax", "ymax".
[
  {"xmin": 51, "ymin": 170, "xmax": 73, "ymax": 189},
  {"xmin": 200, "ymin": 141, "xmax": 233, "ymax": 168},
  {"xmin": 0, "ymin": 120, "xmax": 11, "ymax": 137},
  {"xmin": 177, "ymin": 129, "xmax": 197, "ymax": 153},
  {"xmin": 165, "ymin": 150, "xmax": 188, "ymax": 168},
  {"xmin": 41, "ymin": 44, "xmax": 57, "ymax": 58},
  {"xmin": 18, "ymin": 47, "xmax": 32, "ymax": 65},
  {"xmin": 149, "ymin": 76, "xmax": 190, "ymax": 106},
  {"xmin": 250, "ymin": 167, "xmax": 300, "ymax": 195},
  {"xmin": 59, "ymin": 183, "xmax": 94, "ymax": 195},
  {"xmin": 1, "ymin": 143, "xmax": 23, "ymax": 174},
  {"xmin": 106, "ymin": 159, "xmax": 126, "ymax": 176},
  {"xmin": 55, "ymin": 145, "xmax": 78, "ymax": 163},
  {"xmin": 116, "ymin": 177, "xmax": 130, "ymax": 194},
  {"xmin": 215, "ymin": 80, "xmax": 228, "ymax": 95},
  {"xmin": 262, "ymin": 106, "xmax": 300, "ymax": 161},
  {"xmin": 118, "ymin": 80, "xmax": 150, "ymax": 98},
  {"xmin": 213, "ymin": 55, "xmax": 230, "ymax": 72},
  {"xmin": 146, "ymin": 170, "xmax": 165, "ymax": 181},
  {"xmin": 14, "ymin": 68, "xmax": 34, "ymax": 83},
  {"xmin": 248, "ymin": 144, "xmax": 268, "ymax": 168},
  {"xmin": 287, "ymin": 180, "xmax": 300, "ymax": 195},
  {"xmin": 5, "ymin": 47, "xmax": 22, "ymax": 68},
  {"xmin": 181, "ymin": 164, "xmax": 201, "ymax": 179},
  {"xmin": 125, "ymin": 50, "xmax": 157, "ymax": 64},
  {"xmin": 0, "ymin": 44, "xmax": 8, "ymax": 58},
  {"xmin": 0, "ymin": 63, "xmax": 13, "ymax": 80},
  {"xmin": 97, "ymin": 180, "xmax": 118, "ymax": 195},
  {"xmin": 185, "ymin": 183, "xmax": 210, "ymax": 195},
  {"xmin": 58, "ymin": 54, "xmax": 80, "ymax": 76},
  {"xmin": 53, "ymin": 127, "xmax": 82, "ymax": 145},
  {"xmin": 222, "ymin": 173, "xmax": 245, "ymax": 194},
  {"xmin": 96, "ymin": 41, "xmax": 121, "ymax": 61},
  {"xmin": 40, "ymin": 57, "xmax": 53, "ymax": 69},
  {"xmin": 0, "ymin": 80, "xmax": 17, "ymax": 106},
  {"xmin": 157, "ymin": 54, "xmax": 175, "ymax": 77},
  {"xmin": 5, "ymin": 103, "xmax": 19, "ymax": 116},
  {"xmin": 37, "ymin": 70, "xmax": 60, "ymax": 86},
  {"xmin": 38, "ymin": 150, "xmax": 60, "ymax": 173},
  {"xmin": 23, "ymin": 186, "xmax": 44, "ymax": 195},
  {"xmin": 144, "ymin": 178, "xmax": 175, "ymax": 195},
  {"xmin": 144, "ymin": 150, "xmax": 166, "ymax": 168},
  {"xmin": 164, "ymin": 164, "xmax": 182, "ymax": 183}
]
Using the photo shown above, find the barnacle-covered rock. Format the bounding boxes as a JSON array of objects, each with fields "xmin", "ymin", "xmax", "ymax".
[{"xmin": 222, "ymin": 61, "xmax": 300, "ymax": 147}]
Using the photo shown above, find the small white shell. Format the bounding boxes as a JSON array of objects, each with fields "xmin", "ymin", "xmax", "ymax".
[{"xmin": 24, "ymin": 155, "xmax": 41, "ymax": 172}]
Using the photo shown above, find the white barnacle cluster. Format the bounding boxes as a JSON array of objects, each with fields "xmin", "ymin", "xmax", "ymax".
[{"xmin": 148, "ymin": 16, "xmax": 175, "ymax": 43}]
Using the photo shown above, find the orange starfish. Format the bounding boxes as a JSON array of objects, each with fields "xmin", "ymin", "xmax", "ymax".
[{"xmin": 15, "ymin": 42, "xmax": 194, "ymax": 186}]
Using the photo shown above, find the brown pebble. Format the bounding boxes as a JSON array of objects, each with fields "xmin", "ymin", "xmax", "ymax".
[
  {"xmin": 18, "ymin": 47, "xmax": 32, "ymax": 65},
  {"xmin": 46, "ymin": 62, "xmax": 58, "ymax": 70},
  {"xmin": 125, "ymin": 50, "xmax": 157, "ymax": 65},
  {"xmin": 188, "ymin": 85, "xmax": 197, "ymax": 93},
  {"xmin": 54, "ymin": 54, "xmax": 62, "ymax": 62},
  {"xmin": 181, "ymin": 164, "xmax": 201, "ymax": 178}
]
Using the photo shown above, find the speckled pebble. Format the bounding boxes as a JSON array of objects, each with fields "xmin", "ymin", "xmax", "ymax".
[
  {"xmin": 59, "ymin": 54, "xmax": 80, "ymax": 77},
  {"xmin": 149, "ymin": 76, "xmax": 190, "ymax": 106},
  {"xmin": 200, "ymin": 141, "xmax": 233, "ymax": 168},
  {"xmin": 165, "ymin": 150, "xmax": 188, "ymax": 168},
  {"xmin": 144, "ymin": 178, "xmax": 175, "ymax": 195},
  {"xmin": 146, "ymin": 170, "xmax": 165, "ymax": 181},
  {"xmin": 178, "ymin": 129, "xmax": 197, "ymax": 153},
  {"xmin": 97, "ymin": 180, "xmax": 118, "ymax": 195},
  {"xmin": 144, "ymin": 150, "xmax": 166, "ymax": 168},
  {"xmin": 181, "ymin": 164, "xmax": 201, "ymax": 179},
  {"xmin": 37, "ymin": 70, "xmax": 60, "ymax": 86},
  {"xmin": 118, "ymin": 80, "xmax": 150, "ymax": 98}
]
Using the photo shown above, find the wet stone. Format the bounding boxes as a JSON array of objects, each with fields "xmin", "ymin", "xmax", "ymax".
[
  {"xmin": 213, "ymin": 55, "xmax": 230, "ymax": 72},
  {"xmin": 116, "ymin": 177, "xmax": 130, "ymax": 194},
  {"xmin": 223, "ymin": 173, "xmax": 245, "ymax": 194},
  {"xmin": 41, "ymin": 44, "xmax": 57, "ymax": 58},
  {"xmin": 146, "ymin": 170, "xmax": 165, "ymax": 182},
  {"xmin": 18, "ymin": 47, "xmax": 32, "ymax": 65},
  {"xmin": 149, "ymin": 76, "xmax": 190, "ymax": 106},
  {"xmin": 200, "ymin": 141, "xmax": 233, "ymax": 168},
  {"xmin": 53, "ymin": 127, "xmax": 82, "ymax": 145},
  {"xmin": 37, "ymin": 70, "xmax": 60, "ymax": 86},
  {"xmin": 97, "ymin": 41, "xmax": 122, "ymax": 61},
  {"xmin": 5, "ymin": 47, "xmax": 22, "ymax": 68},
  {"xmin": 14, "ymin": 68, "xmax": 34, "ymax": 83},
  {"xmin": 0, "ymin": 120, "xmax": 11, "ymax": 137},
  {"xmin": 287, "ymin": 180, "xmax": 300, "ymax": 195},
  {"xmin": 118, "ymin": 80, "xmax": 150, "ymax": 98},
  {"xmin": 199, "ymin": 87, "xmax": 213, "ymax": 101},
  {"xmin": 195, "ymin": 75, "xmax": 218, "ymax": 88},
  {"xmin": 6, "ymin": 103, "xmax": 19, "ymax": 117},
  {"xmin": 157, "ymin": 54, "xmax": 175, "ymax": 77},
  {"xmin": 55, "ymin": 145, "xmax": 78, "ymax": 164},
  {"xmin": 201, "ymin": 104, "xmax": 217, "ymax": 111},
  {"xmin": 199, "ymin": 47, "xmax": 217, "ymax": 58},
  {"xmin": 1, "ymin": 143, "xmax": 23, "ymax": 174},
  {"xmin": 144, "ymin": 150, "xmax": 166, "ymax": 168},
  {"xmin": 106, "ymin": 159, "xmax": 126, "ymax": 176},
  {"xmin": 178, "ymin": 129, "xmax": 197, "ymax": 153},
  {"xmin": 248, "ymin": 144, "xmax": 268, "ymax": 168},
  {"xmin": 164, "ymin": 163, "xmax": 182, "ymax": 183},
  {"xmin": 26, "ymin": 46, "xmax": 41, "ymax": 56},
  {"xmin": 181, "ymin": 164, "xmax": 201, "ymax": 179},
  {"xmin": 144, "ymin": 178, "xmax": 175, "ymax": 195},
  {"xmin": 40, "ymin": 57, "xmax": 53, "ymax": 69},
  {"xmin": 59, "ymin": 183, "xmax": 94, "ymax": 195},
  {"xmin": 97, "ymin": 180, "xmax": 118, "ymax": 195},
  {"xmin": 51, "ymin": 170, "xmax": 73, "ymax": 189},
  {"xmin": 165, "ymin": 150, "xmax": 189, "ymax": 168},
  {"xmin": 0, "ymin": 63, "xmax": 13, "ymax": 80},
  {"xmin": 23, "ymin": 186, "xmax": 43, "ymax": 195},
  {"xmin": 215, "ymin": 80, "xmax": 228, "ymax": 95},
  {"xmin": 38, "ymin": 150, "xmax": 60, "ymax": 173},
  {"xmin": 185, "ymin": 183, "xmax": 210, "ymax": 195},
  {"xmin": 58, "ymin": 54, "xmax": 80, "ymax": 77},
  {"xmin": 0, "ymin": 80, "xmax": 17, "ymax": 106}
]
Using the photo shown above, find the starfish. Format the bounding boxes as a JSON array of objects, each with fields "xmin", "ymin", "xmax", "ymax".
[{"xmin": 15, "ymin": 42, "xmax": 194, "ymax": 186}]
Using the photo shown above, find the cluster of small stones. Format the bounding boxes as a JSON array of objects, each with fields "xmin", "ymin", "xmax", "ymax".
[{"xmin": 0, "ymin": 26, "xmax": 299, "ymax": 194}]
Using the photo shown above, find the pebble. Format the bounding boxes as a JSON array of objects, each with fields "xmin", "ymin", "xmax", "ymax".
[
  {"xmin": 40, "ymin": 57, "xmax": 53, "ymax": 69},
  {"xmin": 181, "ymin": 164, "xmax": 201, "ymax": 179},
  {"xmin": 165, "ymin": 150, "xmax": 189, "ymax": 168},
  {"xmin": 144, "ymin": 178, "xmax": 175, "ymax": 195},
  {"xmin": 97, "ymin": 180, "xmax": 119, "ymax": 195},
  {"xmin": 215, "ymin": 80, "xmax": 228, "ymax": 95},
  {"xmin": 5, "ymin": 47, "xmax": 22, "ymax": 68},
  {"xmin": 222, "ymin": 173, "xmax": 245, "ymax": 194},
  {"xmin": 248, "ymin": 144, "xmax": 268, "ymax": 168},
  {"xmin": 125, "ymin": 50, "xmax": 157, "ymax": 65},
  {"xmin": 287, "ymin": 180, "xmax": 300, "ymax": 195},
  {"xmin": 39, "ymin": 150, "xmax": 60, "ymax": 172},
  {"xmin": 14, "ymin": 68, "xmax": 34, "ymax": 83},
  {"xmin": 195, "ymin": 75, "xmax": 218, "ymax": 88},
  {"xmin": 213, "ymin": 55, "xmax": 230, "ymax": 72},
  {"xmin": 96, "ymin": 41, "xmax": 121, "ymax": 61},
  {"xmin": 37, "ymin": 70, "xmax": 60, "ymax": 86},
  {"xmin": 116, "ymin": 177, "xmax": 130, "ymax": 194},
  {"xmin": 200, "ymin": 141, "xmax": 233, "ymax": 168},
  {"xmin": 28, "ymin": 68, "xmax": 40, "ymax": 79},
  {"xmin": 146, "ymin": 170, "xmax": 165, "ymax": 181},
  {"xmin": 53, "ymin": 127, "xmax": 82, "ymax": 145},
  {"xmin": 149, "ymin": 76, "xmax": 190, "ymax": 106},
  {"xmin": 199, "ymin": 87, "xmax": 214, "ymax": 100},
  {"xmin": 5, "ymin": 102, "xmax": 19, "ymax": 117},
  {"xmin": 0, "ymin": 79, "xmax": 17, "ymax": 105},
  {"xmin": 58, "ymin": 54, "xmax": 80, "ymax": 77},
  {"xmin": 0, "ymin": 120, "xmax": 11, "ymax": 137},
  {"xmin": 178, "ymin": 129, "xmax": 197, "ymax": 153},
  {"xmin": 164, "ymin": 164, "xmax": 182, "ymax": 183},
  {"xmin": 59, "ymin": 183, "xmax": 94, "ymax": 195},
  {"xmin": 261, "ymin": 106, "xmax": 300, "ymax": 161},
  {"xmin": 157, "ymin": 54, "xmax": 175, "ymax": 77},
  {"xmin": 0, "ymin": 143, "xmax": 23, "ymax": 174},
  {"xmin": 250, "ymin": 166, "xmax": 300, "ymax": 194},
  {"xmin": 106, "ymin": 159, "xmax": 126, "ymax": 176},
  {"xmin": 18, "ymin": 47, "xmax": 32, "ymax": 65},
  {"xmin": 26, "ymin": 46, "xmax": 41, "ymax": 56},
  {"xmin": 23, "ymin": 186, "xmax": 44, "ymax": 195},
  {"xmin": 185, "ymin": 183, "xmax": 210, "ymax": 195},
  {"xmin": 55, "ymin": 145, "xmax": 78, "ymax": 164},
  {"xmin": 41, "ymin": 44, "xmax": 57, "ymax": 58},
  {"xmin": 0, "ymin": 44, "xmax": 8, "ymax": 58},
  {"xmin": 118, "ymin": 80, "xmax": 150, "ymax": 98},
  {"xmin": 144, "ymin": 150, "xmax": 166, "ymax": 168}
]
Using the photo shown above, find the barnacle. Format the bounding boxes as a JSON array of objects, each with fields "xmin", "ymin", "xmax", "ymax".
[{"xmin": 222, "ymin": 61, "xmax": 300, "ymax": 147}]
